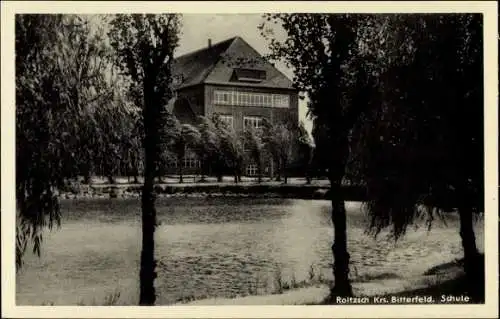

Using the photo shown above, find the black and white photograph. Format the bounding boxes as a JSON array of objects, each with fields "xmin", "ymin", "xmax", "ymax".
[{"xmin": 2, "ymin": 1, "xmax": 498, "ymax": 318}]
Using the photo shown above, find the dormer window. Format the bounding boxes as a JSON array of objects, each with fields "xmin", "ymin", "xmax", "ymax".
[{"xmin": 233, "ymin": 68, "xmax": 266, "ymax": 83}]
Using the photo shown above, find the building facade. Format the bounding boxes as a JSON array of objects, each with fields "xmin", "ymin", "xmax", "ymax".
[{"xmin": 167, "ymin": 36, "xmax": 299, "ymax": 176}]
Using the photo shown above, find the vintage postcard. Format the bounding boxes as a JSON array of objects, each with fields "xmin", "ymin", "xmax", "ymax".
[{"xmin": 1, "ymin": 1, "xmax": 498, "ymax": 318}]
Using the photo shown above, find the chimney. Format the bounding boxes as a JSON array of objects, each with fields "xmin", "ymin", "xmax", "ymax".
[{"xmin": 208, "ymin": 38, "xmax": 212, "ymax": 48}]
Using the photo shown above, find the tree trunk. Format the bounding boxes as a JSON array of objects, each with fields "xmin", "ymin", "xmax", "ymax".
[
  {"xmin": 257, "ymin": 161, "xmax": 262, "ymax": 184},
  {"xmin": 458, "ymin": 199, "xmax": 483, "ymax": 302},
  {"xmin": 305, "ymin": 175, "xmax": 311, "ymax": 185},
  {"xmin": 329, "ymin": 175, "xmax": 352, "ymax": 298},
  {"xmin": 83, "ymin": 174, "xmax": 92, "ymax": 185},
  {"xmin": 140, "ymin": 156, "xmax": 157, "ymax": 305},
  {"xmin": 199, "ymin": 159, "xmax": 206, "ymax": 182},
  {"xmin": 82, "ymin": 160, "xmax": 93, "ymax": 185},
  {"xmin": 133, "ymin": 156, "xmax": 140, "ymax": 184},
  {"xmin": 178, "ymin": 156, "xmax": 183, "ymax": 184},
  {"xmin": 275, "ymin": 159, "xmax": 281, "ymax": 182},
  {"xmin": 283, "ymin": 159, "xmax": 288, "ymax": 184},
  {"xmin": 107, "ymin": 175, "xmax": 115, "ymax": 184},
  {"xmin": 305, "ymin": 153, "xmax": 312, "ymax": 185},
  {"xmin": 269, "ymin": 158, "xmax": 274, "ymax": 180},
  {"xmin": 139, "ymin": 81, "xmax": 158, "ymax": 306},
  {"xmin": 328, "ymin": 136, "xmax": 352, "ymax": 300}
]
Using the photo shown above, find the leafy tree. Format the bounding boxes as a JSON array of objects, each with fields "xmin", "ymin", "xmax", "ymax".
[
  {"xmin": 263, "ymin": 13, "xmax": 484, "ymax": 301},
  {"xmin": 263, "ymin": 122, "xmax": 295, "ymax": 184},
  {"xmin": 297, "ymin": 121, "xmax": 315, "ymax": 184},
  {"xmin": 260, "ymin": 119, "xmax": 281, "ymax": 181},
  {"xmin": 16, "ymin": 14, "xmax": 123, "ymax": 268},
  {"xmin": 123, "ymin": 107, "xmax": 144, "ymax": 183},
  {"xmin": 348, "ymin": 14, "xmax": 484, "ymax": 301},
  {"xmin": 196, "ymin": 116, "xmax": 225, "ymax": 182},
  {"xmin": 109, "ymin": 14, "xmax": 181, "ymax": 305},
  {"xmin": 243, "ymin": 127, "xmax": 266, "ymax": 183},
  {"xmin": 212, "ymin": 115, "xmax": 245, "ymax": 183},
  {"xmin": 165, "ymin": 115, "xmax": 201, "ymax": 183},
  {"xmin": 155, "ymin": 106, "xmax": 181, "ymax": 183},
  {"xmin": 261, "ymin": 13, "xmax": 387, "ymax": 297},
  {"xmin": 93, "ymin": 100, "xmax": 132, "ymax": 184}
]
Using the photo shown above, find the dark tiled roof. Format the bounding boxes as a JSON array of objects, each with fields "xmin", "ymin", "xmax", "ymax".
[
  {"xmin": 173, "ymin": 36, "xmax": 295, "ymax": 90},
  {"xmin": 173, "ymin": 37, "xmax": 236, "ymax": 89}
]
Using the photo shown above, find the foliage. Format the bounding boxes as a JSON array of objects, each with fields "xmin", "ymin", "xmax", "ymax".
[
  {"xmin": 15, "ymin": 14, "xmax": 124, "ymax": 268},
  {"xmin": 296, "ymin": 121, "xmax": 315, "ymax": 183},
  {"xmin": 344, "ymin": 14, "xmax": 484, "ymax": 239},
  {"xmin": 165, "ymin": 115, "xmax": 201, "ymax": 182},
  {"xmin": 261, "ymin": 13, "xmax": 484, "ymax": 299},
  {"xmin": 261, "ymin": 14, "xmax": 385, "ymax": 173},
  {"xmin": 349, "ymin": 15, "xmax": 484, "ymax": 300},
  {"xmin": 243, "ymin": 126, "xmax": 266, "ymax": 183},
  {"xmin": 212, "ymin": 115, "xmax": 246, "ymax": 182},
  {"xmin": 196, "ymin": 116, "xmax": 224, "ymax": 179},
  {"xmin": 259, "ymin": 13, "xmax": 428, "ymax": 297},
  {"xmin": 109, "ymin": 14, "xmax": 181, "ymax": 173},
  {"xmin": 262, "ymin": 120, "xmax": 295, "ymax": 183},
  {"xmin": 121, "ymin": 108, "xmax": 144, "ymax": 181}
]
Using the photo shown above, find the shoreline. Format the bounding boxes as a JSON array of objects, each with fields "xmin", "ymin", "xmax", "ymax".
[
  {"xmin": 59, "ymin": 182, "xmax": 367, "ymax": 201},
  {"xmin": 175, "ymin": 259, "xmax": 469, "ymax": 305}
]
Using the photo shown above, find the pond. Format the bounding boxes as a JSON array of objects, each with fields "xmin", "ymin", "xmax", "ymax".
[{"xmin": 15, "ymin": 197, "xmax": 484, "ymax": 305}]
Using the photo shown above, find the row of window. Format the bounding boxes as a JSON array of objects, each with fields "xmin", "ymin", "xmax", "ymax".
[
  {"xmin": 166, "ymin": 155, "xmax": 201, "ymax": 169},
  {"xmin": 166, "ymin": 160, "xmax": 264, "ymax": 177},
  {"xmin": 217, "ymin": 115, "xmax": 264, "ymax": 130},
  {"xmin": 243, "ymin": 116, "xmax": 263, "ymax": 129},
  {"xmin": 213, "ymin": 90, "xmax": 290, "ymax": 108}
]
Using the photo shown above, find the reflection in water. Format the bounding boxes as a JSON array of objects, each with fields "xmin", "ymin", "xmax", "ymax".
[
  {"xmin": 16, "ymin": 198, "xmax": 483, "ymax": 305},
  {"xmin": 273, "ymin": 200, "xmax": 331, "ymax": 282}
]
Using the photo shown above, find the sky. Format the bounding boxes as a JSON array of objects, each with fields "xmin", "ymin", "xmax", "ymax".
[{"xmin": 176, "ymin": 14, "xmax": 312, "ymax": 134}]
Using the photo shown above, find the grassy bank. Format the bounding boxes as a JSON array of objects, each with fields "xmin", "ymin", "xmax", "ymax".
[
  {"xmin": 178, "ymin": 258, "xmax": 480, "ymax": 306},
  {"xmin": 60, "ymin": 178, "xmax": 366, "ymax": 201},
  {"xmin": 47, "ymin": 258, "xmax": 479, "ymax": 306}
]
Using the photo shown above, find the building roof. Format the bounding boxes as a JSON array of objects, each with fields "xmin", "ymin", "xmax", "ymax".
[{"xmin": 173, "ymin": 36, "xmax": 295, "ymax": 91}]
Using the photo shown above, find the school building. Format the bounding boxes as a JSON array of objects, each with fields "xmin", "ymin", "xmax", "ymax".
[{"xmin": 167, "ymin": 36, "xmax": 299, "ymax": 176}]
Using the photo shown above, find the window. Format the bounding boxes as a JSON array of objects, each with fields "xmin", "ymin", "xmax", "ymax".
[
  {"xmin": 264, "ymin": 95, "xmax": 272, "ymax": 106},
  {"xmin": 242, "ymin": 93, "xmax": 249, "ymax": 105},
  {"xmin": 214, "ymin": 90, "xmax": 232, "ymax": 105},
  {"xmin": 246, "ymin": 164, "xmax": 258, "ymax": 176},
  {"xmin": 234, "ymin": 68, "xmax": 266, "ymax": 82},
  {"xmin": 219, "ymin": 115, "xmax": 234, "ymax": 129},
  {"xmin": 183, "ymin": 152, "xmax": 200, "ymax": 169},
  {"xmin": 272, "ymin": 94, "xmax": 290, "ymax": 108},
  {"xmin": 213, "ymin": 90, "xmax": 289, "ymax": 108},
  {"xmin": 224, "ymin": 92, "xmax": 232, "ymax": 104},
  {"xmin": 244, "ymin": 116, "xmax": 263, "ymax": 130}
]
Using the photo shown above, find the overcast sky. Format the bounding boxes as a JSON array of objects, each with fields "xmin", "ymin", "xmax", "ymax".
[{"xmin": 177, "ymin": 14, "xmax": 312, "ymax": 134}]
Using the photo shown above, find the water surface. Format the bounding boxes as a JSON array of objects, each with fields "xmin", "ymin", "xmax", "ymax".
[{"xmin": 16, "ymin": 197, "xmax": 483, "ymax": 305}]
